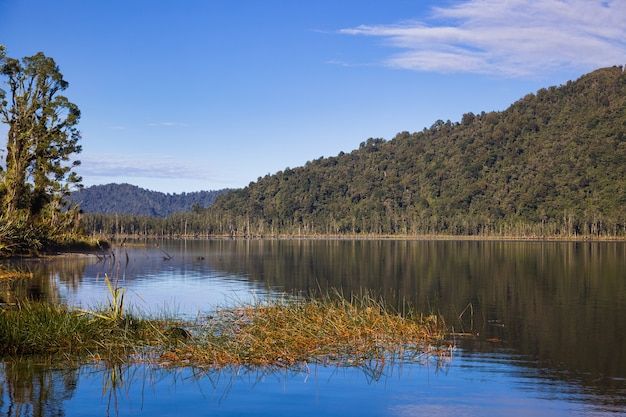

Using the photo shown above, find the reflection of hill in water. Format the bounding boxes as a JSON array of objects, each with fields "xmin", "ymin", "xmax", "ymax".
[{"xmin": 190, "ymin": 239, "xmax": 626, "ymax": 399}]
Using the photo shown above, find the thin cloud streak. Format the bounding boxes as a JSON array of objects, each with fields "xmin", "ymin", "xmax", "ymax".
[
  {"xmin": 339, "ymin": 0, "xmax": 626, "ymax": 77},
  {"xmin": 78, "ymin": 153, "xmax": 209, "ymax": 179},
  {"xmin": 147, "ymin": 122, "xmax": 191, "ymax": 127}
]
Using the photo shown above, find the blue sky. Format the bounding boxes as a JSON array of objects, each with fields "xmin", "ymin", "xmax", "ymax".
[{"xmin": 1, "ymin": 0, "xmax": 625, "ymax": 193}]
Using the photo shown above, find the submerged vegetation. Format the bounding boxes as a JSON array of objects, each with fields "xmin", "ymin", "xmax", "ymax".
[{"xmin": 0, "ymin": 286, "xmax": 449, "ymax": 369}]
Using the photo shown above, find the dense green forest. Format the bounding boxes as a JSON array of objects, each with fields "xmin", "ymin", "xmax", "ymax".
[
  {"xmin": 70, "ymin": 183, "xmax": 228, "ymax": 216},
  {"xmin": 83, "ymin": 66, "xmax": 626, "ymax": 238}
]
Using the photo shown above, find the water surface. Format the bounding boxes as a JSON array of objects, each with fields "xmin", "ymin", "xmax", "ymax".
[{"xmin": 2, "ymin": 239, "xmax": 625, "ymax": 416}]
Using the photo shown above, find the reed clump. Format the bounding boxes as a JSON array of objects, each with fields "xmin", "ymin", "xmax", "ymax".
[
  {"xmin": 161, "ymin": 292, "xmax": 449, "ymax": 368},
  {"xmin": 0, "ymin": 291, "xmax": 450, "ymax": 369},
  {"xmin": 0, "ymin": 302, "xmax": 162, "ymax": 359}
]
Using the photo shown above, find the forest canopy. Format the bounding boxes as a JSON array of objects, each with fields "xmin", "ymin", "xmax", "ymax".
[{"xmin": 84, "ymin": 66, "xmax": 626, "ymax": 239}]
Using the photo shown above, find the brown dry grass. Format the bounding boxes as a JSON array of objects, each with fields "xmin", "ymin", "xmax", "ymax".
[
  {"xmin": 1, "ymin": 287, "xmax": 450, "ymax": 370},
  {"xmin": 154, "ymin": 292, "xmax": 449, "ymax": 369},
  {"xmin": 0, "ymin": 270, "xmax": 33, "ymax": 281}
]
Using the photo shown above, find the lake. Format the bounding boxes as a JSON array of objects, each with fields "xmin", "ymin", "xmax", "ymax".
[{"xmin": 2, "ymin": 239, "xmax": 625, "ymax": 416}]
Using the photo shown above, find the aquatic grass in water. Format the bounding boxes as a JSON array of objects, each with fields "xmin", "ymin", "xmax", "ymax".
[
  {"xmin": 0, "ymin": 302, "xmax": 108, "ymax": 356},
  {"xmin": 160, "ymin": 292, "xmax": 449, "ymax": 369},
  {"xmin": 0, "ymin": 278, "xmax": 166, "ymax": 360},
  {"xmin": 76, "ymin": 274, "xmax": 126, "ymax": 322},
  {"xmin": 0, "ymin": 290, "xmax": 450, "ymax": 370}
]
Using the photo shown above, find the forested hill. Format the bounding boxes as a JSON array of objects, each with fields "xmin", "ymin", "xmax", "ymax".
[
  {"xmin": 71, "ymin": 183, "xmax": 228, "ymax": 217},
  {"xmin": 204, "ymin": 66, "xmax": 626, "ymax": 237}
]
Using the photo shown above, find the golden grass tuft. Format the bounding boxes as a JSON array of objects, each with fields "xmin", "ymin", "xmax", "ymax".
[
  {"xmin": 1, "ymin": 290, "xmax": 450, "ymax": 370},
  {"xmin": 0, "ymin": 270, "xmax": 33, "ymax": 280},
  {"xmin": 157, "ymin": 292, "xmax": 449, "ymax": 368}
]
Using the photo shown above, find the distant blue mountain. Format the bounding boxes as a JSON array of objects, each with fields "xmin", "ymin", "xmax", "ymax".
[{"xmin": 69, "ymin": 183, "xmax": 229, "ymax": 217}]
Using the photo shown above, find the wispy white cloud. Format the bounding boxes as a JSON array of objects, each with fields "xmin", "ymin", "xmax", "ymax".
[
  {"xmin": 325, "ymin": 59, "xmax": 356, "ymax": 67},
  {"xmin": 77, "ymin": 153, "xmax": 208, "ymax": 180},
  {"xmin": 147, "ymin": 122, "xmax": 191, "ymax": 127},
  {"xmin": 339, "ymin": 0, "xmax": 626, "ymax": 77}
]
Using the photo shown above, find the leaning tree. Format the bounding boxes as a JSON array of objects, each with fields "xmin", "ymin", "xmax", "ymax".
[{"xmin": 0, "ymin": 46, "xmax": 83, "ymax": 250}]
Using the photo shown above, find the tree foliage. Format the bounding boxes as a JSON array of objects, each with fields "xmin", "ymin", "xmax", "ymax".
[
  {"xmin": 84, "ymin": 66, "xmax": 626, "ymax": 238},
  {"xmin": 0, "ymin": 47, "xmax": 83, "ymax": 255}
]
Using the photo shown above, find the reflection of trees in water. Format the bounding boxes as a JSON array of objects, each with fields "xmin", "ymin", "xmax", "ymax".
[
  {"xmin": 198, "ymin": 239, "xmax": 626, "ymax": 403},
  {"xmin": 0, "ymin": 360, "xmax": 135, "ymax": 417},
  {"xmin": 0, "ymin": 360, "xmax": 78, "ymax": 417},
  {"xmin": 0, "ymin": 361, "xmax": 150, "ymax": 417},
  {"xmin": 0, "ymin": 274, "xmax": 52, "ymax": 307},
  {"xmin": 1, "ymin": 257, "xmax": 94, "ymax": 306}
]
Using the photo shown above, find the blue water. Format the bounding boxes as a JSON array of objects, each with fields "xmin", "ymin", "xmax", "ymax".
[
  {"xmin": 21, "ymin": 352, "xmax": 620, "ymax": 417},
  {"xmin": 2, "ymin": 239, "xmax": 625, "ymax": 416}
]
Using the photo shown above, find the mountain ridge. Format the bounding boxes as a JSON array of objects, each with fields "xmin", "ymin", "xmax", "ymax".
[{"xmin": 70, "ymin": 183, "xmax": 228, "ymax": 217}]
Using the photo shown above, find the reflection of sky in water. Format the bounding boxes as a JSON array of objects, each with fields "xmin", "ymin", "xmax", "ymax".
[
  {"xmin": 54, "ymin": 248, "xmax": 276, "ymax": 318},
  {"xmin": 48, "ymin": 352, "xmax": 621, "ymax": 417},
  {"xmin": 57, "ymin": 273, "xmax": 267, "ymax": 318}
]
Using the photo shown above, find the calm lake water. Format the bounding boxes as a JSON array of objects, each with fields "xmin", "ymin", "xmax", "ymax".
[{"xmin": 2, "ymin": 239, "xmax": 625, "ymax": 416}]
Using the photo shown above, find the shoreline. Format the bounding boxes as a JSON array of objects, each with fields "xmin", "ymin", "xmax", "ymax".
[
  {"xmin": 93, "ymin": 233, "xmax": 626, "ymax": 243},
  {"xmin": 3, "ymin": 234, "xmax": 623, "ymax": 261}
]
